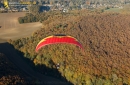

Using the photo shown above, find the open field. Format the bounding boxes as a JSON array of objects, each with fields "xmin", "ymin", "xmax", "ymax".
[{"xmin": 0, "ymin": 12, "xmax": 42, "ymax": 43}]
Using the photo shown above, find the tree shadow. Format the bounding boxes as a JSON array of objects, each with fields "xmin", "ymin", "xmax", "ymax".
[{"xmin": 0, "ymin": 42, "xmax": 73, "ymax": 85}]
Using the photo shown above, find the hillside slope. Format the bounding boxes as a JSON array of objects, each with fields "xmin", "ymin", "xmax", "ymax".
[
  {"xmin": 0, "ymin": 52, "xmax": 34, "ymax": 85},
  {"xmin": 8, "ymin": 11, "xmax": 130, "ymax": 84},
  {"xmin": 0, "ymin": 43, "xmax": 72, "ymax": 85}
]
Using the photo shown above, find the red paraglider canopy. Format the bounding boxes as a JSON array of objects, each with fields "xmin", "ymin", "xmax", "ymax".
[{"xmin": 35, "ymin": 35, "xmax": 83, "ymax": 52}]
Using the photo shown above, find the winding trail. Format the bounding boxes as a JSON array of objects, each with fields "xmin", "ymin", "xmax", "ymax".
[{"xmin": 0, "ymin": 43, "xmax": 71, "ymax": 85}]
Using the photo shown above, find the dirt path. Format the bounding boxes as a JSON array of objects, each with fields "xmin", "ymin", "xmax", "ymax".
[{"xmin": 0, "ymin": 42, "xmax": 71, "ymax": 85}]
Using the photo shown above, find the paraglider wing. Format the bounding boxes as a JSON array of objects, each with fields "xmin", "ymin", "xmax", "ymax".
[{"xmin": 35, "ymin": 35, "xmax": 83, "ymax": 52}]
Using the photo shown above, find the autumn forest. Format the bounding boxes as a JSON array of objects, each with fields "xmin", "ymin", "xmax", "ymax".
[{"xmin": 8, "ymin": 10, "xmax": 130, "ymax": 85}]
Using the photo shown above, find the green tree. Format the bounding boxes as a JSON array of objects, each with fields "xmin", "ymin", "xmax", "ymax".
[
  {"xmin": 18, "ymin": 17, "xmax": 24, "ymax": 24},
  {"xmin": 28, "ymin": 5, "xmax": 41, "ymax": 15}
]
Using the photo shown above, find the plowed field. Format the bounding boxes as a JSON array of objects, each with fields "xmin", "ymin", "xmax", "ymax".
[{"xmin": 0, "ymin": 12, "xmax": 42, "ymax": 43}]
